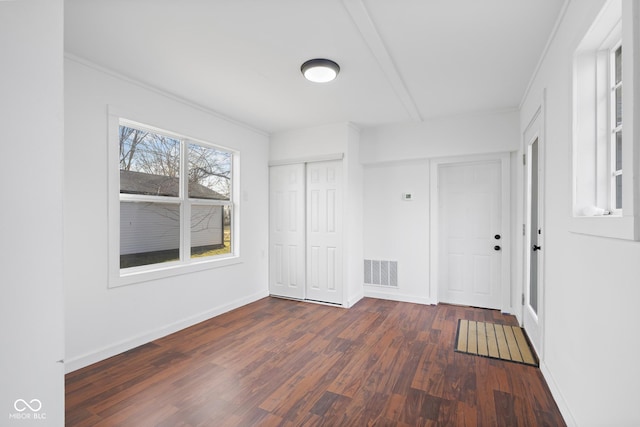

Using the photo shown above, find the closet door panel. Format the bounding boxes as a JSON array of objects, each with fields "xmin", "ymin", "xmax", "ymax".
[
  {"xmin": 306, "ymin": 161, "xmax": 343, "ymax": 304},
  {"xmin": 269, "ymin": 164, "xmax": 306, "ymax": 299}
]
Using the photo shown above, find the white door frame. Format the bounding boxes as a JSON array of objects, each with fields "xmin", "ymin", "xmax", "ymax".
[
  {"xmin": 429, "ymin": 152, "xmax": 512, "ymax": 311},
  {"xmin": 522, "ymin": 99, "xmax": 546, "ymax": 358}
]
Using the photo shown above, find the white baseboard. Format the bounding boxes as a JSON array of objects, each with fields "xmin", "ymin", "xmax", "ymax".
[
  {"xmin": 64, "ymin": 289, "xmax": 269, "ymax": 373},
  {"xmin": 346, "ymin": 290, "xmax": 365, "ymax": 308},
  {"xmin": 363, "ymin": 287, "xmax": 432, "ymax": 305},
  {"xmin": 539, "ymin": 359, "xmax": 577, "ymax": 427}
]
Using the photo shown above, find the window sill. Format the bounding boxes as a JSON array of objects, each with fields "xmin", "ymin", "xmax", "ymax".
[
  {"xmin": 569, "ymin": 214, "xmax": 636, "ymax": 240},
  {"xmin": 109, "ymin": 255, "xmax": 242, "ymax": 288}
]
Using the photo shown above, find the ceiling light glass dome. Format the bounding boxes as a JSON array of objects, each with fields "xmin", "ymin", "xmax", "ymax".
[{"xmin": 301, "ymin": 58, "xmax": 340, "ymax": 83}]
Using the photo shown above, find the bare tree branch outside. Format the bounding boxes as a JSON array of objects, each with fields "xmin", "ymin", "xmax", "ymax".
[{"xmin": 119, "ymin": 125, "xmax": 231, "ymax": 198}]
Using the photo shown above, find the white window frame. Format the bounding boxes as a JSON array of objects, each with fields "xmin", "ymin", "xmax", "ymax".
[
  {"xmin": 570, "ymin": 0, "xmax": 640, "ymax": 240},
  {"xmin": 108, "ymin": 113, "xmax": 241, "ymax": 288},
  {"xmin": 609, "ymin": 42, "xmax": 623, "ymax": 213}
]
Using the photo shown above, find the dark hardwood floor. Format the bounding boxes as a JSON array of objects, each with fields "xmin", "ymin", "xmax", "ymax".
[{"xmin": 66, "ymin": 297, "xmax": 566, "ymax": 426}]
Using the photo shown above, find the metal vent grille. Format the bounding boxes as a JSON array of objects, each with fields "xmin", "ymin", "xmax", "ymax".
[{"xmin": 364, "ymin": 259, "xmax": 398, "ymax": 287}]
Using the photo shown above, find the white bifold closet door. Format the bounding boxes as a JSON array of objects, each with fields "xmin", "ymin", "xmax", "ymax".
[
  {"xmin": 269, "ymin": 163, "xmax": 306, "ymax": 300},
  {"xmin": 269, "ymin": 160, "xmax": 343, "ymax": 305},
  {"xmin": 305, "ymin": 161, "xmax": 342, "ymax": 304}
]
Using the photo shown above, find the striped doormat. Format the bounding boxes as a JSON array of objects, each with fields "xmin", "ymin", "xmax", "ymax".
[{"xmin": 455, "ymin": 319, "xmax": 538, "ymax": 366}]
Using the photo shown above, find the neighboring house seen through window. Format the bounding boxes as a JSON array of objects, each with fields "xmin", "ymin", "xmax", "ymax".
[{"xmin": 118, "ymin": 120, "xmax": 234, "ymax": 271}]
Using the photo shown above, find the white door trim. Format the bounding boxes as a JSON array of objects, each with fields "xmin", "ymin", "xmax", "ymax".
[
  {"xmin": 429, "ymin": 152, "xmax": 512, "ymax": 311},
  {"xmin": 268, "ymin": 153, "xmax": 344, "ymax": 167}
]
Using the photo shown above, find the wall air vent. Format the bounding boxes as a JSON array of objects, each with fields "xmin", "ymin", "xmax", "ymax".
[{"xmin": 364, "ymin": 259, "xmax": 398, "ymax": 287}]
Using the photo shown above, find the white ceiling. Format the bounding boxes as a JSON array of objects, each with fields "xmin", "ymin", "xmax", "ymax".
[{"xmin": 64, "ymin": 0, "xmax": 566, "ymax": 134}]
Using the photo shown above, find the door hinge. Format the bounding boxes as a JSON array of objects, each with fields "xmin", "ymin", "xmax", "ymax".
[
  {"xmin": 521, "ymin": 293, "xmax": 525, "ymax": 305},
  {"xmin": 523, "ymin": 154, "xmax": 526, "ymax": 166},
  {"xmin": 522, "ymin": 224, "xmax": 526, "ymax": 236}
]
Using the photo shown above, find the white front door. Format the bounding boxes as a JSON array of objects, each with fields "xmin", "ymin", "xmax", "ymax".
[
  {"xmin": 524, "ymin": 114, "xmax": 544, "ymax": 355},
  {"xmin": 269, "ymin": 164, "xmax": 306, "ymax": 300},
  {"xmin": 438, "ymin": 160, "xmax": 503, "ymax": 309},
  {"xmin": 306, "ymin": 161, "xmax": 343, "ymax": 304}
]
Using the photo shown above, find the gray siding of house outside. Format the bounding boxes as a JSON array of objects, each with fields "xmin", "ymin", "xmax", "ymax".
[{"xmin": 120, "ymin": 202, "xmax": 222, "ymax": 255}]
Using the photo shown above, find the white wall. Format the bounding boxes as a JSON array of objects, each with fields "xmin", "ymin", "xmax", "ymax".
[
  {"xmin": 519, "ymin": 1, "xmax": 640, "ymax": 425},
  {"xmin": 270, "ymin": 123, "xmax": 353, "ymax": 161},
  {"xmin": 0, "ymin": 0, "xmax": 65, "ymax": 425},
  {"xmin": 363, "ymin": 160, "xmax": 431, "ymax": 303},
  {"xmin": 360, "ymin": 111, "xmax": 519, "ymax": 304},
  {"xmin": 64, "ymin": 58, "xmax": 270, "ymax": 371},
  {"xmin": 360, "ymin": 110, "xmax": 520, "ymax": 164},
  {"xmin": 344, "ymin": 125, "xmax": 365, "ymax": 306},
  {"xmin": 270, "ymin": 123, "xmax": 364, "ymax": 307}
]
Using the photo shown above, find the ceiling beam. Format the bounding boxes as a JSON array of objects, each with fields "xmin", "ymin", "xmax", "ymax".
[{"xmin": 342, "ymin": 0, "xmax": 422, "ymax": 121}]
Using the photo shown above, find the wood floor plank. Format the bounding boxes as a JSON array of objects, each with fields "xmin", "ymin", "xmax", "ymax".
[
  {"xmin": 65, "ymin": 297, "xmax": 566, "ymax": 426},
  {"xmin": 326, "ymin": 326, "xmax": 397, "ymax": 398},
  {"xmin": 453, "ymin": 400, "xmax": 478, "ymax": 427}
]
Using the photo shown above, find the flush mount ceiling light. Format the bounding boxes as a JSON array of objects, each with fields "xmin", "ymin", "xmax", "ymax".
[{"xmin": 301, "ymin": 58, "xmax": 340, "ymax": 83}]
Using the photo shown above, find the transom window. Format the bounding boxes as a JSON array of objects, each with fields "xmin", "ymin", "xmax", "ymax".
[{"xmin": 118, "ymin": 120, "xmax": 234, "ymax": 271}]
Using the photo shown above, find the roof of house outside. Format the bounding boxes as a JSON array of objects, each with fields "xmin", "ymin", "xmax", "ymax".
[{"xmin": 120, "ymin": 170, "xmax": 227, "ymax": 200}]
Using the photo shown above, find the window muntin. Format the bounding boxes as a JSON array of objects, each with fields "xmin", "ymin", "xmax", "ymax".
[{"xmin": 118, "ymin": 120, "xmax": 234, "ymax": 271}]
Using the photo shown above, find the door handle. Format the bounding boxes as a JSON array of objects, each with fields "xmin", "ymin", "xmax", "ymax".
[
  {"xmin": 532, "ymin": 244, "xmax": 541, "ymax": 251},
  {"xmin": 494, "ymin": 245, "xmax": 501, "ymax": 251}
]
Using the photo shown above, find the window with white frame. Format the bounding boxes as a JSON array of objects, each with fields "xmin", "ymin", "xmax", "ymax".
[
  {"xmin": 572, "ymin": 0, "xmax": 621, "ymax": 217},
  {"xmin": 571, "ymin": 0, "xmax": 640, "ymax": 240},
  {"xmin": 117, "ymin": 120, "xmax": 234, "ymax": 272},
  {"xmin": 610, "ymin": 43, "xmax": 622, "ymax": 212}
]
